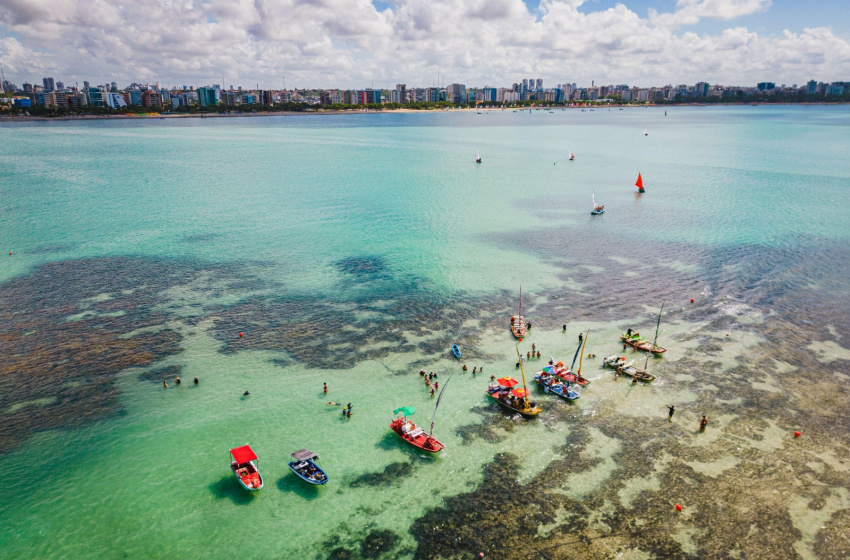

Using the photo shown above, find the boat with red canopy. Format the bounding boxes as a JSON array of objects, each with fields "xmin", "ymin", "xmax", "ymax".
[
  {"xmin": 486, "ymin": 351, "xmax": 541, "ymax": 418},
  {"xmin": 229, "ymin": 444, "xmax": 264, "ymax": 491}
]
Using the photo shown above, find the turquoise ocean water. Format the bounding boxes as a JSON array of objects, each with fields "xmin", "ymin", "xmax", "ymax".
[{"xmin": 1, "ymin": 106, "xmax": 849, "ymax": 559}]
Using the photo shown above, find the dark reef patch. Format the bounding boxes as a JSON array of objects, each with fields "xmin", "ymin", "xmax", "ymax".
[
  {"xmin": 360, "ymin": 529, "xmax": 399, "ymax": 559},
  {"xmin": 335, "ymin": 255, "xmax": 387, "ymax": 278},
  {"xmin": 137, "ymin": 364, "xmax": 183, "ymax": 383},
  {"xmin": 0, "ymin": 256, "xmax": 247, "ymax": 454},
  {"xmin": 349, "ymin": 460, "xmax": 415, "ymax": 488}
]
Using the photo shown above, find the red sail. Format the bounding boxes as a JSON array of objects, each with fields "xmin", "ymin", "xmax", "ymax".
[{"xmin": 635, "ymin": 173, "xmax": 644, "ymax": 191}]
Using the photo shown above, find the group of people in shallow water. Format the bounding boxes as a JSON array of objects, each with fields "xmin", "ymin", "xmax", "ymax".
[
  {"xmin": 460, "ymin": 364, "xmax": 484, "ymax": 374},
  {"xmin": 420, "ymin": 370, "xmax": 441, "ymax": 396},
  {"xmin": 163, "ymin": 376, "xmax": 199, "ymax": 389}
]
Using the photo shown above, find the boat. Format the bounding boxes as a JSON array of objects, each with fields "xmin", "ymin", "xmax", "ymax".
[
  {"xmin": 510, "ymin": 287, "xmax": 527, "ymax": 339},
  {"xmin": 229, "ymin": 444, "xmax": 264, "ymax": 491},
  {"xmin": 635, "ymin": 172, "xmax": 645, "ymax": 193},
  {"xmin": 602, "ymin": 355, "xmax": 626, "ymax": 369},
  {"xmin": 533, "ymin": 370, "xmax": 580, "ymax": 401},
  {"xmin": 288, "ymin": 449, "xmax": 328, "ymax": 485},
  {"xmin": 618, "ymin": 360, "xmax": 656, "ymax": 382},
  {"xmin": 644, "ymin": 128, "xmax": 648, "ymax": 136},
  {"xmin": 389, "ymin": 399, "xmax": 447, "ymax": 453},
  {"xmin": 591, "ymin": 191, "xmax": 604, "ymax": 215},
  {"xmin": 476, "ymin": 148, "xmax": 482, "ymax": 164},
  {"xmin": 569, "ymin": 148, "xmax": 575, "ymax": 161},
  {"xmin": 486, "ymin": 351, "xmax": 541, "ymax": 417},
  {"xmin": 620, "ymin": 304, "xmax": 666, "ymax": 354},
  {"xmin": 451, "ymin": 343, "xmax": 461, "ymax": 359}
]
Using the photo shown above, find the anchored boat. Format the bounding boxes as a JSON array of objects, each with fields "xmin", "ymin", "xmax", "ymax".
[
  {"xmin": 487, "ymin": 351, "xmax": 541, "ymax": 417},
  {"xmin": 510, "ymin": 287, "xmax": 527, "ymax": 339},
  {"xmin": 451, "ymin": 344, "xmax": 461, "ymax": 359},
  {"xmin": 591, "ymin": 191, "xmax": 604, "ymax": 215},
  {"xmin": 620, "ymin": 304, "xmax": 666, "ymax": 354},
  {"xmin": 288, "ymin": 449, "xmax": 328, "ymax": 485},
  {"xmin": 229, "ymin": 444, "xmax": 264, "ymax": 491}
]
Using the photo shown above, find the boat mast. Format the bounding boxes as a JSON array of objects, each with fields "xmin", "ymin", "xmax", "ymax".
[
  {"xmin": 515, "ymin": 346, "xmax": 530, "ymax": 407},
  {"xmin": 577, "ymin": 331, "xmax": 589, "ymax": 375},
  {"xmin": 428, "ymin": 374, "xmax": 452, "ymax": 439},
  {"xmin": 519, "ymin": 285, "xmax": 522, "ymax": 320}
]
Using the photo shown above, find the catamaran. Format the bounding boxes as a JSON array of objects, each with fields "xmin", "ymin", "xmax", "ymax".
[
  {"xmin": 229, "ymin": 444, "xmax": 264, "ymax": 491},
  {"xmin": 591, "ymin": 191, "xmax": 604, "ymax": 215},
  {"xmin": 510, "ymin": 287, "xmax": 527, "ymax": 339},
  {"xmin": 635, "ymin": 172, "xmax": 645, "ymax": 193}
]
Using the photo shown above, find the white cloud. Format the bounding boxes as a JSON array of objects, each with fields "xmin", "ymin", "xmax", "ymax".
[{"xmin": 0, "ymin": 0, "xmax": 846, "ymax": 88}]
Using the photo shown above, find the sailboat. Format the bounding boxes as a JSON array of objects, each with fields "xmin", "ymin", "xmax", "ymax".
[
  {"xmin": 569, "ymin": 146, "xmax": 575, "ymax": 161},
  {"xmin": 554, "ymin": 335, "xmax": 591, "ymax": 386},
  {"xmin": 476, "ymin": 148, "xmax": 482, "ymax": 164},
  {"xmin": 510, "ymin": 287, "xmax": 527, "ymax": 339},
  {"xmin": 591, "ymin": 191, "xmax": 604, "ymax": 215},
  {"xmin": 620, "ymin": 303, "xmax": 666, "ymax": 354},
  {"xmin": 389, "ymin": 376, "xmax": 452, "ymax": 453},
  {"xmin": 644, "ymin": 128, "xmax": 648, "ymax": 136},
  {"xmin": 635, "ymin": 172, "xmax": 645, "ymax": 193},
  {"xmin": 486, "ymin": 349, "xmax": 541, "ymax": 417}
]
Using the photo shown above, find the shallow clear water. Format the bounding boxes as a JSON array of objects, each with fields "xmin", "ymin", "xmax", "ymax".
[{"xmin": 1, "ymin": 106, "xmax": 849, "ymax": 559}]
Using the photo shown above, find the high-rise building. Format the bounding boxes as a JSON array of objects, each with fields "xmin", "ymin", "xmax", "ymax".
[
  {"xmin": 395, "ymin": 84, "xmax": 407, "ymax": 105},
  {"xmin": 694, "ymin": 82, "xmax": 709, "ymax": 97},
  {"xmin": 198, "ymin": 87, "xmax": 220, "ymax": 106},
  {"xmin": 56, "ymin": 81, "xmax": 65, "ymax": 90},
  {"xmin": 757, "ymin": 82, "xmax": 775, "ymax": 91},
  {"xmin": 83, "ymin": 81, "xmax": 90, "ymax": 90},
  {"xmin": 42, "ymin": 77, "xmax": 55, "ymax": 92},
  {"xmin": 141, "ymin": 91, "xmax": 163, "ymax": 108},
  {"xmin": 111, "ymin": 82, "xmax": 118, "ymax": 91},
  {"xmin": 535, "ymin": 78, "xmax": 543, "ymax": 90},
  {"xmin": 807, "ymin": 80, "xmax": 818, "ymax": 95},
  {"xmin": 446, "ymin": 83, "xmax": 466, "ymax": 104}
]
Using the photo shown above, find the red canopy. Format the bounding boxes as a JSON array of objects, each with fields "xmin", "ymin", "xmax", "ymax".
[
  {"xmin": 497, "ymin": 377, "xmax": 519, "ymax": 388},
  {"xmin": 511, "ymin": 388, "xmax": 528, "ymax": 398},
  {"xmin": 230, "ymin": 445, "xmax": 257, "ymax": 464}
]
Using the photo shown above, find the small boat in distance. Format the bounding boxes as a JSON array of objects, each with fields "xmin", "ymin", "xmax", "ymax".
[
  {"xmin": 389, "ymin": 401, "xmax": 446, "ymax": 453},
  {"xmin": 288, "ymin": 449, "xmax": 328, "ymax": 485},
  {"xmin": 591, "ymin": 191, "xmax": 604, "ymax": 215},
  {"xmin": 476, "ymin": 148, "xmax": 482, "ymax": 164},
  {"xmin": 635, "ymin": 172, "xmax": 645, "ymax": 193},
  {"xmin": 644, "ymin": 128, "xmax": 648, "ymax": 136},
  {"xmin": 451, "ymin": 344, "xmax": 461, "ymax": 359},
  {"xmin": 229, "ymin": 444, "xmax": 264, "ymax": 491},
  {"xmin": 510, "ymin": 287, "xmax": 527, "ymax": 340}
]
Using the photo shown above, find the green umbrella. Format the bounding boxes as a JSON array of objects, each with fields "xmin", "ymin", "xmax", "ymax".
[{"xmin": 393, "ymin": 406, "xmax": 416, "ymax": 417}]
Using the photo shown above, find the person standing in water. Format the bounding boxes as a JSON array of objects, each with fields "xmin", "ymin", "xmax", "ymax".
[
  {"xmin": 667, "ymin": 405, "xmax": 675, "ymax": 421},
  {"xmin": 323, "ymin": 383, "xmax": 328, "ymax": 394},
  {"xmin": 700, "ymin": 415, "xmax": 708, "ymax": 431}
]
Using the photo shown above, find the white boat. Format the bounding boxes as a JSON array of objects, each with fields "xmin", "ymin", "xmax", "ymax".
[
  {"xmin": 644, "ymin": 128, "xmax": 648, "ymax": 136},
  {"xmin": 591, "ymin": 191, "xmax": 604, "ymax": 215},
  {"xmin": 476, "ymin": 148, "xmax": 481, "ymax": 164}
]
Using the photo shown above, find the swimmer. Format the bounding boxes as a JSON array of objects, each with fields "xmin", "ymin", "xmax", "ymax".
[
  {"xmin": 175, "ymin": 376, "xmax": 181, "ymax": 385},
  {"xmin": 472, "ymin": 367, "xmax": 477, "ymax": 374},
  {"xmin": 163, "ymin": 381, "xmax": 168, "ymax": 389},
  {"xmin": 462, "ymin": 364, "xmax": 468, "ymax": 371},
  {"xmin": 323, "ymin": 382, "xmax": 328, "ymax": 393},
  {"xmin": 193, "ymin": 376, "xmax": 198, "ymax": 384},
  {"xmin": 328, "ymin": 401, "xmax": 342, "ymax": 406},
  {"xmin": 420, "ymin": 369, "xmax": 426, "ymax": 376},
  {"xmin": 562, "ymin": 324, "xmax": 566, "ymax": 331},
  {"xmin": 243, "ymin": 390, "xmax": 250, "ymax": 396}
]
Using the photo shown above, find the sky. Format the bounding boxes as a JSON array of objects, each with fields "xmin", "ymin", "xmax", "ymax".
[{"xmin": 1, "ymin": 0, "xmax": 848, "ymax": 89}]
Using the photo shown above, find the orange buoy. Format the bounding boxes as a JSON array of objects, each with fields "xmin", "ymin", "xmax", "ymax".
[
  {"xmin": 675, "ymin": 504, "xmax": 682, "ymax": 511},
  {"xmin": 794, "ymin": 431, "xmax": 801, "ymax": 438},
  {"xmin": 238, "ymin": 332, "xmax": 244, "ymax": 338},
  {"xmin": 519, "ymin": 338, "xmax": 523, "ymax": 342},
  {"xmin": 690, "ymin": 298, "xmax": 694, "ymax": 303}
]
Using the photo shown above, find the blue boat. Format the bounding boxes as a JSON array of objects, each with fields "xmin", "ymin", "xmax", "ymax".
[
  {"xmin": 451, "ymin": 344, "xmax": 461, "ymax": 359},
  {"xmin": 288, "ymin": 449, "xmax": 328, "ymax": 485},
  {"xmin": 533, "ymin": 373, "xmax": 580, "ymax": 401}
]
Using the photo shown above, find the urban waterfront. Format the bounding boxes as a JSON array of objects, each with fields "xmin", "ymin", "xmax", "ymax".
[{"xmin": 1, "ymin": 105, "xmax": 849, "ymax": 559}]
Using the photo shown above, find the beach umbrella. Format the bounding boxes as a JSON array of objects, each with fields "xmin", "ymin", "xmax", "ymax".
[
  {"xmin": 511, "ymin": 388, "xmax": 528, "ymax": 398},
  {"xmin": 393, "ymin": 406, "xmax": 416, "ymax": 417},
  {"xmin": 496, "ymin": 377, "xmax": 519, "ymax": 388}
]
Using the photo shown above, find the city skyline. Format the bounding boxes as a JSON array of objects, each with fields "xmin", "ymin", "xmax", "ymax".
[{"xmin": 1, "ymin": 0, "xmax": 849, "ymax": 88}]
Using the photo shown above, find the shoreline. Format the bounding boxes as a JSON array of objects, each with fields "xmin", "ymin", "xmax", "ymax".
[{"xmin": 2, "ymin": 102, "xmax": 847, "ymax": 123}]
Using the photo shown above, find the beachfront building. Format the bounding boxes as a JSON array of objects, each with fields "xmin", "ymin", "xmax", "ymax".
[
  {"xmin": 446, "ymin": 83, "xmax": 466, "ymax": 104},
  {"xmin": 358, "ymin": 89, "xmax": 380, "ymax": 105},
  {"xmin": 141, "ymin": 91, "xmax": 163, "ymax": 108},
  {"xmin": 198, "ymin": 87, "xmax": 220, "ymax": 107},
  {"xmin": 104, "ymin": 92, "xmax": 127, "ymax": 109}
]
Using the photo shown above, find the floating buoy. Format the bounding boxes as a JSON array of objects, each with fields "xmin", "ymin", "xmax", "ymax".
[
  {"xmin": 794, "ymin": 431, "xmax": 801, "ymax": 438},
  {"xmin": 519, "ymin": 338, "xmax": 523, "ymax": 342},
  {"xmin": 690, "ymin": 298, "xmax": 694, "ymax": 303},
  {"xmin": 675, "ymin": 504, "xmax": 682, "ymax": 511},
  {"xmin": 238, "ymin": 332, "xmax": 244, "ymax": 338},
  {"xmin": 8, "ymin": 251, "xmax": 11, "ymax": 256}
]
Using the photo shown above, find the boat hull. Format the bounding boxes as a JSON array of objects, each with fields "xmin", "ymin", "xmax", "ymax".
[
  {"xmin": 389, "ymin": 418, "xmax": 444, "ymax": 453},
  {"xmin": 510, "ymin": 316, "xmax": 527, "ymax": 338},
  {"xmin": 288, "ymin": 459, "xmax": 329, "ymax": 485},
  {"xmin": 591, "ymin": 209, "xmax": 604, "ymax": 215},
  {"xmin": 618, "ymin": 366, "xmax": 656, "ymax": 382}
]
